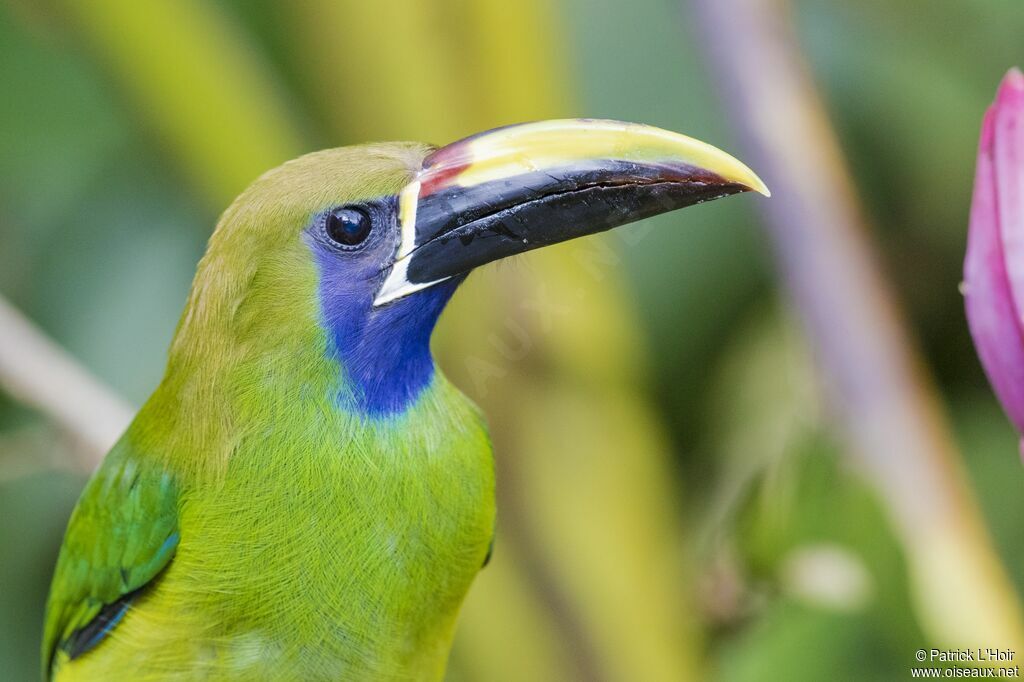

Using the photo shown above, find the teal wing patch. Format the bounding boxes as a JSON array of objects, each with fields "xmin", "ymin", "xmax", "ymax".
[{"xmin": 42, "ymin": 439, "xmax": 179, "ymax": 677}]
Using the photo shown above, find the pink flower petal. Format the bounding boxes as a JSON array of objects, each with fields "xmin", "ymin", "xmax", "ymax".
[
  {"xmin": 965, "ymin": 75, "xmax": 1024, "ymax": 434},
  {"xmin": 994, "ymin": 69, "xmax": 1024, "ymax": 330}
]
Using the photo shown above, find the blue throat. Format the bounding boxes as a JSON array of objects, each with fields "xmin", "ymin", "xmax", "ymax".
[{"xmin": 313, "ymin": 245, "xmax": 460, "ymax": 417}]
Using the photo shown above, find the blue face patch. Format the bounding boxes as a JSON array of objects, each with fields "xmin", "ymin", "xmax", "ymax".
[{"xmin": 307, "ymin": 202, "xmax": 462, "ymax": 417}]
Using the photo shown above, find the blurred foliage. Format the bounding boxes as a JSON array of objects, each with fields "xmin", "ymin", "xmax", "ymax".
[{"xmin": 2, "ymin": 0, "xmax": 1024, "ymax": 680}]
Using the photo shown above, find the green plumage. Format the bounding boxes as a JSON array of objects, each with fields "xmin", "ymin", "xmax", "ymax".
[
  {"xmin": 43, "ymin": 440, "xmax": 178, "ymax": 669},
  {"xmin": 43, "ymin": 145, "xmax": 496, "ymax": 680}
]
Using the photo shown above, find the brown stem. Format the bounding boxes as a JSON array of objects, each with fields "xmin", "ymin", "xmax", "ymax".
[{"xmin": 0, "ymin": 296, "xmax": 132, "ymax": 470}]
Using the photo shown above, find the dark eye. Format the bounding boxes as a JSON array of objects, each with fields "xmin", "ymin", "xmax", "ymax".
[{"xmin": 325, "ymin": 207, "xmax": 372, "ymax": 247}]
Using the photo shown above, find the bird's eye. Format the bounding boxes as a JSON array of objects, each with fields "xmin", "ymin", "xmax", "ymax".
[{"xmin": 325, "ymin": 207, "xmax": 372, "ymax": 247}]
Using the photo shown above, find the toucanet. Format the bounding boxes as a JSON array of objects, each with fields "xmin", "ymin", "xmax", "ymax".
[{"xmin": 43, "ymin": 119, "xmax": 767, "ymax": 681}]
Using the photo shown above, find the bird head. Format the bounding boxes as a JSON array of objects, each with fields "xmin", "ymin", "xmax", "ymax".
[{"xmin": 170, "ymin": 119, "xmax": 767, "ymax": 417}]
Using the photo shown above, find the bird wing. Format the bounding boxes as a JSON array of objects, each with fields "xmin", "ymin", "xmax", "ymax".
[{"xmin": 42, "ymin": 438, "xmax": 179, "ymax": 677}]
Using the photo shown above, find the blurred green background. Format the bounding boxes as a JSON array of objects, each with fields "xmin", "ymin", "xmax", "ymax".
[{"xmin": 2, "ymin": 0, "xmax": 1024, "ymax": 680}]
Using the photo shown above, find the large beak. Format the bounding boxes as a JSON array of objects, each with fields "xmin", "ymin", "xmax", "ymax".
[{"xmin": 374, "ymin": 119, "xmax": 768, "ymax": 306}]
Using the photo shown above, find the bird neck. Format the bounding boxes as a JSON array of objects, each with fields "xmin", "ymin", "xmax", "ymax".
[
  {"xmin": 138, "ymin": 306, "xmax": 464, "ymax": 480},
  {"xmin": 315, "ymin": 264, "xmax": 461, "ymax": 417}
]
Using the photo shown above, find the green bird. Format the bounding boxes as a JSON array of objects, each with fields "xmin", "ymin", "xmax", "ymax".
[{"xmin": 42, "ymin": 119, "xmax": 767, "ymax": 681}]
